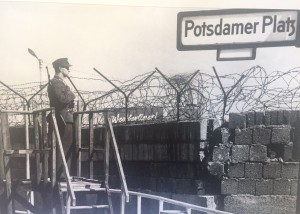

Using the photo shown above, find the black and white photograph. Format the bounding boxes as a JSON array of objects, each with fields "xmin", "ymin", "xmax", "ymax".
[{"xmin": 0, "ymin": 0, "xmax": 300, "ymax": 213}]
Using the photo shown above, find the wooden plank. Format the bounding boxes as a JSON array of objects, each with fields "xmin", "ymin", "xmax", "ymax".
[
  {"xmin": 13, "ymin": 192, "xmax": 38, "ymax": 213},
  {"xmin": 4, "ymin": 149, "xmax": 50, "ymax": 155},
  {"xmin": 137, "ymin": 195, "xmax": 142, "ymax": 214},
  {"xmin": 51, "ymin": 114, "xmax": 76, "ymax": 206},
  {"xmin": 75, "ymin": 103, "xmax": 82, "ymax": 177},
  {"xmin": 42, "ymin": 111, "xmax": 48, "ymax": 187},
  {"xmin": 34, "ymin": 113, "xmax": 41, "ymax": 186},
  {"xmin": 89, "ymin": 113, "xmax": 94, "ymax": 179},
  {"xmin": 104, "ymin": 113, "xmax": 114, "ymax": 214},
  {"xmin": 108, "ymin": 119, "xmax": 129, "ymax": 202},
  {"xmin": 1, "ymin": 113, "xmax": 13, "ymax": 214}
]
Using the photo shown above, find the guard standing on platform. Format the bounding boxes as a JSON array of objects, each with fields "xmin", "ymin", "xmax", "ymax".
[{"xmin": 47, "ymin": 57, "xmax": 76, "ymax": 179}]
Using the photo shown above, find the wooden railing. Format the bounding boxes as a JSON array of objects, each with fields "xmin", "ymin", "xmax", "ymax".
[
  {"xmin": 0, "ymin": 108, "xmax": 76, "ymax": 214},
  {"xmin": 74, "ymin": 109, "xmax": 130, "ymax": 214},
  {"xmin": 109, "ymin": 189, "xmax": 233, "ymax": 214}
]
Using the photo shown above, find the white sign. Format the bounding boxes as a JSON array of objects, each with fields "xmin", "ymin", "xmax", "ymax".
[{"xmin": 177, "ymin": 9, "xmax": 300, "ymax": 50}]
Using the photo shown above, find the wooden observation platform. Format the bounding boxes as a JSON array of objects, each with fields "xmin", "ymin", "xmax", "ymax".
[{"xmin": 0, "ymin": 108, "xmax": 232, "ymax": 214}]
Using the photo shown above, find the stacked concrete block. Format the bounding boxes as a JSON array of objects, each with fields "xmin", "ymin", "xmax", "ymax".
[
  {"xmin": 255, "ymin": 179, "xmax": 273, "ymax": 195},
  {"xmin": 220, "ymin": 110, "xmax": 298, "ymax": 205},
  {"xmin": 212, "ymin": 145, "xmax": 230, "ymax": 162},
  {"xmin": 231, "ymin": 145, "xmax": 249, "ymax": 163},
  {"xmin": 228, "ymin": 163, "xmax": 244, "ymax": 178},
  {"xmin": 229, "ymin": 113, "xmax": 246, "ymax": 129},
  {"xmin": 245, "ymin": 163, "xmax": 263, "ymax": 179}
]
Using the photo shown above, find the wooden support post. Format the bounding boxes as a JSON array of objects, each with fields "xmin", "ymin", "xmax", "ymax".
[
  {"xmin": 89, "ymin": 113, "xmax": 94, "ymax": 179},
  {"xmin": 75, "ymin": 101, "xmax": 82, "ymax": 177},
  {"xmin": 41, "ymin": 111, "xmax": 48, "ymax": 185},
  {"xmin": 51, "ymin": 127, "xmax": 56, "ymax": 214},
  {"xmin": 104, "ymin": 112, "xmax": 114, "ymax": 214},
  {"xmin": 137, "ymin": 195, "xmax": 141, "ymax": 214},
  {"xmin": 34, "ymin": 113, "xmax": 41, "ymax": 186},
  {"xmin": 1, "ymin": 113, "xmax": 13, "ymax": 214}
]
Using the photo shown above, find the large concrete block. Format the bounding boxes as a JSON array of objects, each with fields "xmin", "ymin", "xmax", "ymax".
[
  {"xmin": 246, "ymin": 112, "xmax": 255, "ymax": 127},
  {"xmin": 207, "ymin": 162, "xmax": 224, "ymax": 177},
  {"xmin": 231, "ymin": 145, "xmax": 249, "ymax": 163},
  {"xmin": 253, "ymin": 127, "xmax": 271, "ymax": 145},
  {"xmin": 291, "ymin": 179, "xmax": 298, "ymax": 195},
  {"xmin": 229, "ymin": 113, "xmax": 246, "ymax": 129},
  {"xmin": 228, "ymin": 163, "xmax": 245, "ymax": 178},
  {"xmin": 283, "ymin": 142, "xmax": 294, "ymax": 161},
  {"xmin": 282, "ymin": 162, "xmax": 299, "ymax": 179},
  {"xmin": 256, "ymin": 179, "xmax": 273, "ymax": 196},
  {"xmin": 235, "ymin": 128, "xmax": 252, "ymax": 145},
  {"xmin": 212, "ymin": 145, "xmax": 230, "ymax": 162},
  {"xmin": 245, "ymin": 162, "xmax": 263, "ymax": 179},
  {"xmin": 263, "ymin": 162, "xmax": 282, "ymax": 179},
  {"xmin": 271, "ymin": 127, "xmax": 291, "ymax": 144},
  {"xmin": 224, "ymin": 195, "xmax": 296, "ymax": 214},
  {"xmin": 265, "ymin": 111, "xmax": 278, "ymax": 126},
  {"xmin": 221, "ymin": 128, "xmax": 230, "ymax": 144},
  {"xmin": 238, "ymin": 178, "xmax": 256, "ymax": 195},
  {"xmin": 221, "ymin": 178, "xmax": 238, "ymax": 195},
  {"xmin": 250, "ymin": 145, "xmax": 267, "ymax": 162},
  {"xmin": 273, "ymin": 179, "xmax": 291, "ymax": 195},
  {"xmin": 255, "ymin": 112, "xmax": 265, "ymax": 126}
]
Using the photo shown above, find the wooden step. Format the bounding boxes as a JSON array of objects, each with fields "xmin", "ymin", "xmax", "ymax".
[
  {"xmin": 58, "ymin": 180, "xmax": 104, "ymax": 192},
  {"xmin": 68, "ymin": 205, "xmax": 109, "ymax": 210},
  {"xmin": 160, "ymin": 210, "xmax": 186, "ymax": 214}
]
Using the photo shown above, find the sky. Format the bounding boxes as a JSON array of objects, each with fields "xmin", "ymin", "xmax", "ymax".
[{"xmin": 1, "ymin": 0, "xmax": 300, "ymax": 91}]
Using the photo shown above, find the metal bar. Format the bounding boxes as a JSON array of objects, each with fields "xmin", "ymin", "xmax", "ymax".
[
  {"xmin": 0, "ymin": 81, "xmax": 28, "ymax": 104},
  {"xmin": 27, "ymin": 82, "xmax": 49, "ymax": 103},
  {"xmin": 93, "ymin": 68, "xmax": 127, "ymax": 97},
  {"xmin": 108, "ymin": 119, "xmax": 129, "ymax": 202},
  {"xmin": 89, "ymin": 112, "xmax": 94, "ymax": 179},
  {"xmin": 127, "ymin": 70, "xmax": 157, "ymax": 97},
  {"xmin": 155, "ymin": 67, "xmax": 178, "ymax": 92},
  {"xmin": 179, "ymin": 70, "xmax": 200, "ymax": 94}
]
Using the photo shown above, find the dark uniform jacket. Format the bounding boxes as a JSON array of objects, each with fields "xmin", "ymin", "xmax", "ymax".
[{"xmin": 48, "ymin": 75, "xmax": 75, "ymax": 124}]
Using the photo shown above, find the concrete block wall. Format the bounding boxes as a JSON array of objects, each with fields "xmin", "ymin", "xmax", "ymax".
[{"xmin": 214, "ymin": 111, "xmax": 300, "ymax": 214}]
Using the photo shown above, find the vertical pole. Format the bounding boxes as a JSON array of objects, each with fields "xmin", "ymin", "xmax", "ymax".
[
  {"xmin": 75, "ymin": 101, "xmax": 82, "ymax": 177},
  {"xmin": 89, "ymin": 113, "xmax": 94, "ymax": 179},
  {"xmin": 137, "ymin": 195, "xmax": 141, "ymax": 214},
  {"xmin": 41, "ymin": 111, "xmax": 48, "ymax": 186},
  {"xmin": 104, "ymin": 112, "xmax": 114, "ymax": 214},
  {"xmin": 34, "ymin": 113, "xmax": 41, "ymax": 186},
  {"xmin": 159, "ymin": 200, "xmax": 164, "ymax": 212},
  {"xmin": 120, "ymin": 186, "xmax": 125, "ymax": 214},
  {"xmin": 24, "ymin": 106, "xmax": 34, "ymax": 213},
  {"xmin": 1, "ymin": 113, "xmax": 13, "ymax": 214},
  {"xmin": 51, "ymin": 124, "xmax": 56, "ymax": 214}
]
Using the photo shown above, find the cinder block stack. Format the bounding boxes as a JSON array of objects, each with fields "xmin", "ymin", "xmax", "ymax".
[{"xmin": 207, "ymin": 110, "xmax": 300, "ymax": 214}]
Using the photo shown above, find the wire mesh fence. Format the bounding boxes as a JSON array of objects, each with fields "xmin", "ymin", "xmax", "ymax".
[{"xmin": 1, "ymin": 65, "xmax": 300, "ymax": 126}]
